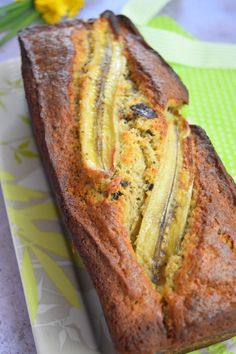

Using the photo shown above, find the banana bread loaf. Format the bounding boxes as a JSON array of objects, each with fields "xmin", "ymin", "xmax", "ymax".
[{"xmin": 19, "ymin": 11, "xmax": 236, "ymax": 354}]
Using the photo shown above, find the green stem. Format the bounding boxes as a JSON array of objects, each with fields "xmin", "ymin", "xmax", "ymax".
[
  {"xmin": 0, "ymin": 0, "xmax": 33, "ymax": 15},
  {"xmin": 0, "ymin": 11, "xmax": 40, "ymax": 47},
  {"xmin": 0, "ymin": 2, "xmax": 34, "ymax": 31}
]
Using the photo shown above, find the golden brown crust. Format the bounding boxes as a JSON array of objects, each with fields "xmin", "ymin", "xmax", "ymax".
[
  {"xmin": 117, "ymin": 14, "xmax": 189, "ymax": 109},
  {"xmin": 19, "ymin": 13, "xmax": 236, "ymax": 354},
  {"xmin": 102, "ymin": 11, "xmax": 188, "ymax": 109}
]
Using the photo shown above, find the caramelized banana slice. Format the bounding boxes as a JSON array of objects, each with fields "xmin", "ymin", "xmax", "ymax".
[
  {"xmin": 135, "ymin": 116, "xmax": 194, "ymax": 284},
  {"xmin": 99, "ymin": 42, "xmax": 125, "ymax": 171},
  {"xmin": 80, "ymin": 22, "xmax": 124, "ymax": 174},
  {"xmin": 152, "ymin": 156, "xmax": 194, "ymax": 284},
  {"xmin": 135, "ymin": 120, "xmax": 180, "ymax": 278},
  {"xmin": 164, "ymin": 169, "xmax": 194, "ymax": 260},
  {"xmin": 80, "ymin": 23, "xmax": 107, "ymax": 171}
]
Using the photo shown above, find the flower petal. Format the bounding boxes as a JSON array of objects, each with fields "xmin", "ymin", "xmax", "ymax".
[{"xmin": 35, "ymin": 0, "xmax": 68, "ymax": 24}]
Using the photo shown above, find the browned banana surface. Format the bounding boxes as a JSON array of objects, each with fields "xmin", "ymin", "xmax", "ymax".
[
  {"xmin": 135, "ymin": 113, "xmax": 194, "ymax": 285},
  {"xmin": 79, "ymin": 21, "xmax": 125, "ymax": 174}
]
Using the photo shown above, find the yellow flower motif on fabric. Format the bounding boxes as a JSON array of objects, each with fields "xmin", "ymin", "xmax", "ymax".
[{"xmin": 34, "ymin": 0, "xmax": 84, "ymax": 24}]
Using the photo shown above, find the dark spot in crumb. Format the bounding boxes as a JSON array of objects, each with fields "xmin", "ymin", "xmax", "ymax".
[
  {"xmin": 148, "ymin": 183, "xmax": 154, "ymax": 191},
  {"xmin": 111, "ymin": 191, "xmax": 123, "ymax": 200},
  {"xmin": 120, "ymin": 180, "xmax": 129, "ymax": 187},
  {"xmin": 146, "ymin": 129, "xmax": 154, "ymax": 136},
  {"xmin": 130, "ymin": 103, "xmax": 157, "ymax": 119}
]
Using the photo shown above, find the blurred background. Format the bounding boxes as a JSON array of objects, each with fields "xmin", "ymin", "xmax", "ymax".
[{"xmin": 0, "ymin": 0, "xmax": 236, "ymax": 61}]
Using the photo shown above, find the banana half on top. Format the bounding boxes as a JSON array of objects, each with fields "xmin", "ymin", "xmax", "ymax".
[{"xmin": 19, "ymin": 11, "xmax": 236, "ymax": 354}]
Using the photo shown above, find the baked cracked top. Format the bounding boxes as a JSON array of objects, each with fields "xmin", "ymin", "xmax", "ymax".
[{"xmin": 68, "ymin": 12, "xmax": 194, "ymax": 290}]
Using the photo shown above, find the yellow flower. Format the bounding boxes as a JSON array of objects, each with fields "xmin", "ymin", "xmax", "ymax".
[
  {"xmin": 67, "ymin": 0, "xmax": 84, "ymax": 17},
  {"xmin": 34, "ymin": 0, "xmax": 84, "ymax": 24}
]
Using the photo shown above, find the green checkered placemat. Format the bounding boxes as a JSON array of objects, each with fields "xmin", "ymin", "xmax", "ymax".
[{"xmin": 142, "ymin": 17, "xmax": 236, "ymax": 181}]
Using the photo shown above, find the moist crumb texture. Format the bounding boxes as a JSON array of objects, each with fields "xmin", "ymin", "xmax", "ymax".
[{"xmin": 19, "ymin": 11, "xmax": 236, "ymax": 354}]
